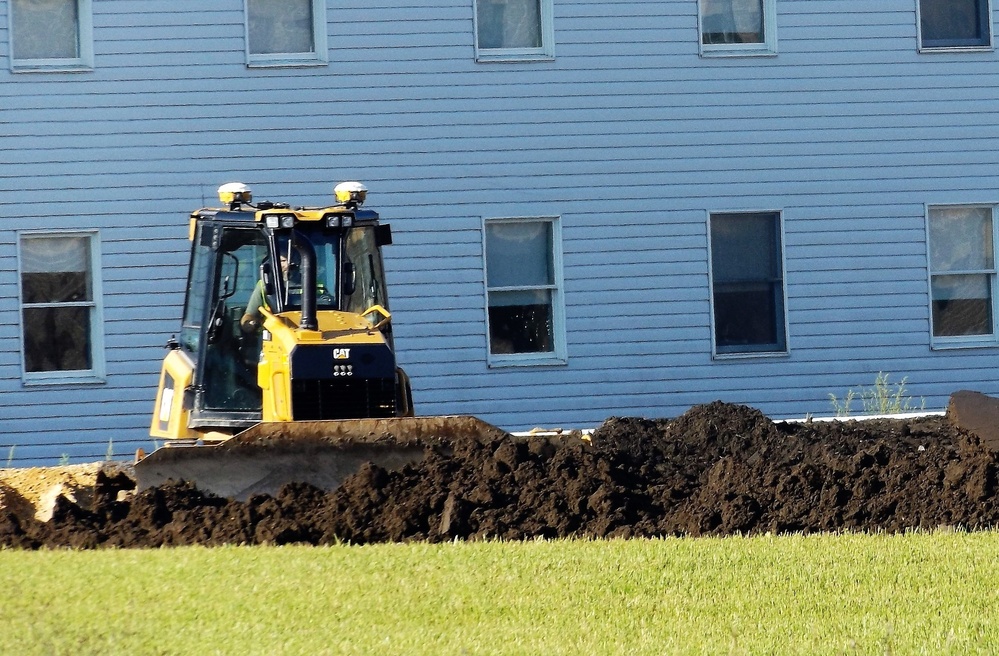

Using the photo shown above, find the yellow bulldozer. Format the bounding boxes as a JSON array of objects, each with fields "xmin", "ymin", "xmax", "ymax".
[{"xmin": 138, "ymin": 182, "xmax": 506, "ymax": 499}]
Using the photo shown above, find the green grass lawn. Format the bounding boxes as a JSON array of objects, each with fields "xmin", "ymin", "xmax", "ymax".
[{"xmin": 2, "ymin": 531, "xmax": 997, "ymax": 655}]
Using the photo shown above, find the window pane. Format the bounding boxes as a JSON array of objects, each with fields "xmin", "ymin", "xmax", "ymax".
[
  {"xmin": 477, "ymin": 0, "xmax": 542, "ymax": 49},
  {"xmin": 488, "ymin": 289, "xmax": 553, "ymax": 354},
  {"xmin": 920, "ymin": 0, "xmax": 987, "ymax": 44},
  {"xmin": 485, "ymin": 221, "xmax": 553, "ymax": 288},
  {"xmin": 929, "ymin": 206, "xmax": 993, "ymax": 272},
  {"xmin": 710, "ymin": 212, "xmax": 785, "ymax": 352},
  {"xmin": 344, "ymin": 227, "xmax": 388, "ymax": 314},
  {"xmin": 711, "ymin": 213, "xmax": 778, "ymax": 281},
  {"xmin": 248, "ymin": 0, "xmax": 315, "ymax": 55},
  {"xmin": 701, "ymin": 0, "xmax": 763, "ymax": 44},
  {"xmin": 181, "ymin": 228, "xmax": 214, "ymax": 354},
  {"xmin": 201, "ymin": 228, "xmax": 268, "ymax": 411},
  {"xmin": 20, "ymin": 236, "xmax": 91, "ymax": 303},
  {"xmin": 11, "ymin": 0, "xmax": 79, "ymax": 60},
  {"xmin": 23, "ymin": 305, "xmax": 92, "ymax": 372},
  {"xmin": 713, "ymin": 281, "xmax": 781, "ymax": 348},
  {"xmin": 931, "ymin": 274, "xmax": 992, "ymax": 336}
]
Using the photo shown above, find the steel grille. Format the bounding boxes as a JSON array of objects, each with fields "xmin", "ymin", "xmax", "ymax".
[{"xmin": 290, "ymin": 378, "xmax": 396, "ymax": 420}]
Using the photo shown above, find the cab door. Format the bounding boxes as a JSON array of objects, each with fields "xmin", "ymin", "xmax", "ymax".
[{"xmin": 188, "ymin": 223, "xmax": 268, "ymax": 425}]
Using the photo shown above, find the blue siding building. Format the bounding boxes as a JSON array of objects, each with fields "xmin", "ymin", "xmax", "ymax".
[{"xmin": 2, "ymin": 0, "xmax": 998, "ymax": 464}]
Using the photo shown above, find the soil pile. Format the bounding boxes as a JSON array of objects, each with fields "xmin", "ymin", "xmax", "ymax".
[
  {"xmin": 0, "ymin": 462, "xmax": 133, "ymax": 523},
  {"xmin": 2, "ymin": 401, "xmax": 998, "ymax": 549}
]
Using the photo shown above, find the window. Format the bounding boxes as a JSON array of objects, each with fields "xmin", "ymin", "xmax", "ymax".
[
  {"xmin": 18, "ymin": 233, "xmax": 105, "ymax": 384},
  {"xmin": 699, "ymin": 0, "xmax": 776, "ymax": 56},
  {"xmin": 474, "ymin": 0, "xmax": 554, "ymax": 62},
  {"xmin": 928, "ymin": 205, "xmax": 999, "ymax": 345},
  {"xmin": 484, "ymin": 217, "xmax": 566, "ymax": 365},
  {"xmin": 709, "ymin": 212, "xmax": 787, "ymax": 355},
  {"xmin": 245, "ymin": 0, "xmax": 328, "ymax": 67},
  {"xmin": 197, "ymin": 227, "xmax": 267, "ymax": 411},
  {"xmin": 919, "ymin": 0, "xmax": 991, "ymax": 50},
  {"xmin": 9, "ymin": 0, "xmax": 93, "ymax": 71}
]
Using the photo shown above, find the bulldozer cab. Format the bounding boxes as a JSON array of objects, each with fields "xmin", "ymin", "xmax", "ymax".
[{"xmin": 157, "ymin": 192, "xmax": 397, "ymax": 437}]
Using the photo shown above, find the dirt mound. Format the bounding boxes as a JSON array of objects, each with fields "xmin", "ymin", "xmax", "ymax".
[
  {"xmin": 0, "ymin": 462, "xmax": 134, "ymax": 522},
  {"xmin": 3, "ymin": 402, "xmax": 998, "ymax": 549}
]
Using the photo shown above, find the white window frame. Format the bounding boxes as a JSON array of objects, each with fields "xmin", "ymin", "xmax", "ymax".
[
  {"xmin": 926, "ymin": 204, "xmax": 999, "ymax": 349},
  {"xmin": 17, "ymin": 231, "xmax": 106, "ymax": 385},
  {"xmin": 917, "ymin": 0, "xmax": 993, "ymax": 52},
  {"xmin": 483, "ymin": 216, "xmax": 567, "ymax": 367},
  {"xmin": 698, "ymin": 0, "xmax": 777, "ymax": 58},
  {"xmin": 8, "ymin": 0, "xmax": 93, "ymax": 72},
  {"xmin": 707, "ymin": 210, "xmax": 789, "ymax": 358},
  {"xmin": 244, "ymin": 0, "xmax": 328, "ymax": 68},
  {"xmin": 474, "ymin": 0, "xmax": 555, "ymax": 63}
]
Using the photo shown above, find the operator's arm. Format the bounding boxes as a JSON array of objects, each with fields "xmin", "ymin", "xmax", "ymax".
[{"xmin": 240, "ymin": 281, "xmax": 266, "ymax": 333}]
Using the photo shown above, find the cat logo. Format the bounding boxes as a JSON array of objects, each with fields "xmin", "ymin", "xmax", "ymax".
[{"xmin": 333, "ymin": 348, "xmax": 351, "ymax": 360}]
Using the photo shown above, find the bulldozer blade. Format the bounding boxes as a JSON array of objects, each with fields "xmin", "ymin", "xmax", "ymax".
[{"xmin": 134, "ymin": 416, "xmax": 509, "ymax": 501}]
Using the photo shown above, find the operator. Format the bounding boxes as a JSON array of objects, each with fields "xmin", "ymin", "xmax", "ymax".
[{"xmin": 240, "ymin": 254, "xmax": 288, "ymax": 333}]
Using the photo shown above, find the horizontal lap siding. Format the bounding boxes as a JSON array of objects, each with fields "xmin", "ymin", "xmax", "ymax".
[
  {"xmin": 770, "ymin": 0, "xmax": 999, "ymax": 413},
  {"xmin": 403, "ymin": 0, "xmax": 999, "ymax": 426},
  {"xmin": 1, "ymin": 0, "xmax": 998, "ymax": 463}
]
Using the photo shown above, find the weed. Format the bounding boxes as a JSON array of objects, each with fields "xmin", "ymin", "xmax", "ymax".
[
  {"xmin": 5, "ymin": 446, "xmax": 13, "ymax": 468},
  {"xmin": 829, "ymin": 389, "xmax": 856, "ymax": 417},
  {"xmin": 829, "ymin": 372, "xmax": 926, "ymax": 417},
  {"xmin": 58, "ymin": 454, "xmax": 70, "ymax": 466}
]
